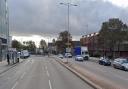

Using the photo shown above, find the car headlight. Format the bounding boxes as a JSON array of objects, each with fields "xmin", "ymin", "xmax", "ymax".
[
  {"xmin": 125, "ymin": 65, "xmax": 128, "ymax": 69},
  {"xmin": 122, "ymin": 64, "xmax": 128, "ymax": 69}
]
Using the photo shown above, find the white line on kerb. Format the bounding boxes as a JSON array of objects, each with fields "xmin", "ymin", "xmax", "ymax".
[
  {"xmin": 49, "ymin": 80, "xmax": 53, "ymax": 89},
  {"xmin": 11, "ymin": 82, "xmax": 18, "ymax": 89},
  {"xmin": 20, "ymin": 72, "xmax": 26, "ymax": 79}
]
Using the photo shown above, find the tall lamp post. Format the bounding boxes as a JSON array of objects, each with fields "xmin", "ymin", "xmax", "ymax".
[{"xmin": 60, "ymin": 2, "xmax": 77, "ymax": 63}]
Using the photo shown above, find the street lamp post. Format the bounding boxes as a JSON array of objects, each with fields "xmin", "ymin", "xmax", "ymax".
[{"xmin": 60, "ymin": 2, "xmax": 77, "ymax": 63}]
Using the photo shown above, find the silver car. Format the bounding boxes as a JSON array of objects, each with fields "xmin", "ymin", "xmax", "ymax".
[
  {"xmin": 113, "ymin": 58, "xmax": 128, "ymax": 71},
  {"xmin": 65, "ymin": 53, "xmax": 72, "ymax": 58},
  {"xmin": 75, "ymin": 55, "xmax": 84, "ymax": 61},
  {"xmin": 122, "ymin": 63, "xmax": 128, "ymax": 71},
  {"xmin": 58, "ymin": 54, "xmax": 63, "ymax": 59}
]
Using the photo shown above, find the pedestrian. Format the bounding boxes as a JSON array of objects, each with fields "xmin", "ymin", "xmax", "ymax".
[
  {"xmin": 17, "ymin": 52, "xmax": 20, "ymax": 63},
  {"xmin": 7, "ymin": 53, "xmax": 10, "ymax": 65},
  {"xmin": 12, "ymin": 52, "xmax": 14, "ymax": 64}
]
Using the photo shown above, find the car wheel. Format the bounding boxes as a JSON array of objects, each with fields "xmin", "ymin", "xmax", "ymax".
[
  {"xmin": 100, "ymin": 62, "xmax": 103, "ymax": 65},
  {"xmin": 122, "ymin": 66, "xmax": 126, "ymax": 71},
  {"xmin": 99, "ymin": 62, "xmax": 101, "ymax": 64},
  {"xmin": 102, "ymin": 62, "xmax": 105, "ymax": 66},
  {"xmin": 104, "ymin": 63, "xmax": 107, "ymax": 66},
  {"xmin": 104, "ymin": 62, "xmax": 107, "ymax": 66},
  {"xmin": 113, "ymin": 65, "xmax": 117, "ymax": 68}
]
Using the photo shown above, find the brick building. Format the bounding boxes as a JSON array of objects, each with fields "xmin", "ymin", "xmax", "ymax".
[{"xmin": 80, "ymin": 32, "xmax": 128, "ymax": 58}]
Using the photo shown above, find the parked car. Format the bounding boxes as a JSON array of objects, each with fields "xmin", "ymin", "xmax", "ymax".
[
  {"xmin": 58, "ymin": 54, "xmax": 63, "ymax": 59},
  {"xmin": 75, "ymin": 55, "xmax": 84, "ymax": 61},
  {"xmin": 99, "ymin": 57, "xmax": 111, "ymax": 66},
  {"xmin": 20, "ymin": 50, "xmax": 30, "ymax": 59},
  {"xmin": 65, "ymin": 53, "xmax": 72, "ymax": 58},
  {"xmin": 113, "ymin": 58, "xmax": 128, "ymax": 71}
]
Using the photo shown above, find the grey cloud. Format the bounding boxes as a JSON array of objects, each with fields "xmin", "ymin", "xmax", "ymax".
[{"xmin": 8, "ymin": 0, "xmax": 128, "ymax": 37}]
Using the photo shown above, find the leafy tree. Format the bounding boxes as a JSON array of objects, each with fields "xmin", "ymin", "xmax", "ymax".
[
  {"xmin": 27, "ymin": 41, "xmax": 36, "ymax": 53},
  {"xmin": 99, "ymin": 18, "xmax": 128, "ymax": 57},
  {"xmin": 11, "ymin": 40, "xmax": 22, "ymax": 51},
  {"xmin": 39, "ymin": 39, "xmax": 47, "ymax": 50},
  {"xmin": 56, "ymin": 31, "xmax": 72, "ymax": 53},
  {"xmin": 52, "ymin": 39, "xmax": 56, "ymax": 46},
  {"xmin": 22, "ymin": 41, "xmax": 36, "ymax": 53}
]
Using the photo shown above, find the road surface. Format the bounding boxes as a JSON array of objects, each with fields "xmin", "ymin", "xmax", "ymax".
[
  {"xmin": 0, "ymin": 56, "xmax": 93, "ymax": 89},
  {"xmin": 62, "ymin": 57, "xmax": 128, "ymax": 89}
]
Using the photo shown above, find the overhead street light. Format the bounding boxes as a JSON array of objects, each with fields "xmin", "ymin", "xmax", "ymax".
[
  {"xmin": 60, "ymin": 2, "xmax": 78, "ymax": 63},
  {"xmin": 60, "ymin": 3, "xmax": 78, "ymax": 6}
]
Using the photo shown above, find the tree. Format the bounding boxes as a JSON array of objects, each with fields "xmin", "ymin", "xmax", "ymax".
[
  {"xmin": 56, "ymin": 31, "xmax": 73, "ymax": 53},
  {"xmin": 58, "ymin": 31, "xmax": 72, "ymax": 43},
  {"xmin": 98, "ymin": 18, "xmax": 128, "ymax": 58},
  {"xmin": 27, "ymin": 41, "xmax": 36, "ymax": 53},
  {"xmin": 12, "ymin": 40, "xmax": 22, "ymax": 51},
  {"xmin": 52, "ymin": 39, "xmax": 56, "ymax": 46},
  {"xmin": 39, "ymin": 39, "xmax": 47, "ymax": 50},
  {"xmin": 22, "ymin": 41, "xmax": 36, "ymax": 53},
  {"xmin": 52, "ymin": 39, "xmax": 56, "ymax": 54}
]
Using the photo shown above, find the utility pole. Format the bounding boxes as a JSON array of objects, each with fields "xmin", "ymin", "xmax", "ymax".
[{"xmin": 60, "ymin": 2, "xmax": 77, "ymax": 63}]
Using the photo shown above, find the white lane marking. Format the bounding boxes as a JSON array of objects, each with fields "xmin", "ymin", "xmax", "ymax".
[
  {"xmin": 45, "ymin": 66, "xmax": 48, "ymax": 70},
  {"xmin": 47, "ymin": 70, "xmax": 50, "ymax": 77},
  {"xmin": 20, "ymin": 72, "xmax": 26, "ymax": 79},
  {"xmin": 31, "ymin": 60, "xmax": 33, "ymax": 64},
  {"xmin": 49, "ymin": 80, "xmax": 53, "ymax": 89},
  {"xmin": 44, "ymin": 65, "xmax": 50, "ymax": 77},
  {"xmin": 24, "ymin": 60, "xmax": 29, "ymax": 65},
  {"xmin": 11, "ymin": 82, "xmax": 18, "ymax": 89}
]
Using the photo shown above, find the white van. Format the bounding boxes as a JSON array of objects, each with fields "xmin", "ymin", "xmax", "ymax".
[{"xmin": 81, "ymin": 46, "xmax": 90, "ymax": 60}]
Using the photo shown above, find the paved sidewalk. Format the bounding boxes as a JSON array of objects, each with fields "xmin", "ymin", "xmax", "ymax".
[
  {"xmin": 0, "ymin": 60, "xmax": 9, "ymax": 74},
  {"xmin": 0, "ymin": 59, "xmax": 25, "ymax": 74}
]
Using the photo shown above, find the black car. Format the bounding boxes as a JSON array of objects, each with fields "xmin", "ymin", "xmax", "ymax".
[{"xmin": 99, "ymin": 57, "xmax": 111, "ymax": 66}]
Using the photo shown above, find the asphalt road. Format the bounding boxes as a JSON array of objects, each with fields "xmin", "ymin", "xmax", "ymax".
[
  {"xmin": 63, "ymin": 57, "xmax": 128, "ymax": 89},
  {"xmin": 0, "ymin": 56, "xmax": 93, "ymax": 89}
]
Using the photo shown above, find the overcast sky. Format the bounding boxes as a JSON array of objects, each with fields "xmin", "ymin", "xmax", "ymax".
[{"xmin": 8, "ymin": 0, "xmax": 128, "ymax": 43}]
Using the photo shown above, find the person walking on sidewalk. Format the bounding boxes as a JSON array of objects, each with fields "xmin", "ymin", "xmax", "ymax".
[
  {"xmin": 17, "ymin": 52, "xmax": 20, "ymax": 63},
  {"xmin": 7, "ymin": 53, "xmax": 10, "ymax": 65}
]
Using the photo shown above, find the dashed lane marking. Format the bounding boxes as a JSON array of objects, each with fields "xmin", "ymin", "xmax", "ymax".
[
  {"xmin": 11, "ymin": 82, "xmax": 18, "ymax": 89},
  {"xmin": 47, "ymin": 70, "xmax": 50, "ymax": 77},
  {"xmin": 49, "ymin": 80, "xmax": 53, "ymax": 89},
  {"xmin": 20, "ymin": 72, "xmax": 26, "ymax": 80}
]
